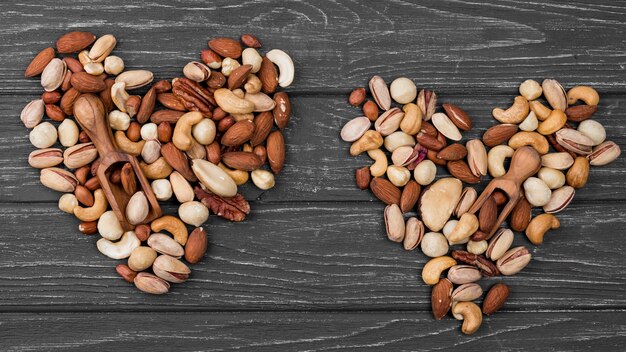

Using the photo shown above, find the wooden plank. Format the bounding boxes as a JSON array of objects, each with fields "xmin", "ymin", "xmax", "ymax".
[
  {"xmin": 0, "ymin": 0, "xmax": 626, "ymax": 94},
  {"xmin": 0, "ymin": 202, "xmax": 624, "ymax": 311},
  {"xmin": 2, "ymin": 95, "xmax": 625, "ymax": 203},
  {"xmin": 1, "ymin": 311, "xmax": 625, "ymax": 351}
]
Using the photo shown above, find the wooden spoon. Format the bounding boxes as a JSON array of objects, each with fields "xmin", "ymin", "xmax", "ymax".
[
  {"xmin": 73, "ymin": 94, "xmax": 161, "ymax": 230},
  {"xmin": 467, "ymin": 146, "xmax": 541, "ymax": 238}
]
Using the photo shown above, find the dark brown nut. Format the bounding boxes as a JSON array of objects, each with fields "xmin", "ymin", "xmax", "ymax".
[
  {"xmin": 213, "ymin": 107, "xmax": 227, "ymax": 120},
  {"xmin": 427, "ymin": 149, "xmax": 447, "ymax": 166},
  {"xmin": 355, "ymin": 166, "xmax": 371, "ymax": 190},
  {"xmin": 492, "ymin": 191, "xmax": 508, "ymax": 206},
  {"xmin": 349, "ymin": 88, "xmax": 366, "ymax": 106},
  {"xmin": 207, "ymin": 71, "xmax": 226, "ymax": 89},
  {"xmin": 161, "ymin": 142, "xmax": 197, "ymax": 182},
  {"xmin": 99, "ymin": 79, "xmax": 116, "ymax": 113},
  {"xmin": 157, "ymin": 93, "xmax": 186, "ymax": 111},
  {"xmin": 565, "ymin": 104, "xmax": 597, "ymax": 122},
  {"xmin": 431, "ymin": 278, "xmax": 453, "ymax": 320},
  {"xmin": 70, "ymin": 72, "xmax": 107, "ymax": 93},
  {"xmin": 266, "ymin": 130, "xmax": 285, "ymax": 174},
  {"xmin": 125, "ymin": 95, "xmax": 141, "ymax": 117},
  {"xmin": 253, "ymin": 145, "xmax": 267, "ymax": 164},
  {"xmin": 78, "ymin": 220, "xmax": 98, "ymax": 235},
  {"xmin": 400, "ymin": 180, "xmax": 420, "ymax": 213},
  {"xmin": 84, "ymin": 176, "xmax": 100, "ymax": 191},
  {"xmin": 478, "ymin": 195, "xmax": 497, "ymax": 233},
  {"xmin": 135, "ymin": 224, "xmax": 151, "ymax": 242},
  {"xmin": 208, "ymin": 37, "xmax": 243, "ymax": 58},
  {"xmin": 185, "ymin": 227, "xmax": 208, "ymax": 264},
  {"xmin": 116, "ymin": 264, "xmax": 137, "ymax": 283},
  {"xmin": 152, "ymin": 80, "xmax": 172, "ymax": 93},
  {"xmin": 217, "ymin": 116, "xmax": 235, "ymax": 133},
  {"xmin": 258, "ymin": 56, "xmax": 278, "ymax": 94},
  {"xmin": 60, "ymin": 88, "xmax": 81, "ymax": 115},
  {"xmin": 121, "ymin": 163, "xmax": 137, "ymax": 195},
  {"xmin": 417, "ymin": 89, "xmax": 436, "ymax": 120},
  {"xmin": 250, "ymin": 111, "xmax": 273, "ymax": 146},
  {"xmin": 126, "ymin": 122, "xmax": 141, "ymax": 142},
  {"xmin": 417, "ymin": 132, "xmax": 445, "ymax": 151},
  {"xmin": 74, "ymin": 165, "xmax": 90, "ymax": 185},
  {"xmin": 222, "ymin": 120, "xmax": 255, "ymax": 147},
  {"xmin": 157, "ymin": 122, "xmax": 173, "ymax": 143},
  {"xmin": 222, "ymin": 151, "xmax": 263, "ymax": 171},
  {"xmin": 227, "ymin": 64, "xmax": 252, "ymax": 90},
  {"xmin": 56, "ymin": 31, "xmax": 96, "ymax": 53},
  {"xmin": 447, "ymin": 160, "xmax": 480, "ymax": 184},
  {"xmin": 241, "ymin": 34, "xmax": 261, "ymax": 48},
  {"xmin": 60, "ymin": 70, "xmax": 73, "ymax": 91},
  {"xmin": 25, "ymin": 47, "xmax": 55, "ymax": 77},
  {"xmin": 482, "ymin": 283, "xmax": 510, "ymax": 315},
  {"xmin": 437, "ymin": 144, "xmax": 467, "ymax": 161},
  {"xmin": 370, "ymin": 177, "xmax": 401, "ymax": 205},
  {"xmin": 42, "ymin": 91, "xmax": 62, "ymax": 104},
  {"xmin": 63, "ymin": 57, "xmax": 84, "ymax": 73},
  {"xmin": 74, "ymin": 185, "xmax": 94, "ymax": 206},
  {"xmin": 510, "ymin": 196, "xmax": 531, "ymax": 232},
  {"xmin": 363, "ymin": 100, "xmax": 379, "ymax": 121},
  {"xmin": 78, "ymin": 131, "xmax": 90, "ymax": 143},
  {"xmin": 172, "ymin": 78, "xmax": 215, "ymax": 116},
  {"xmin": 206, "ymin": 141, "xmax": 221, "ymax": 164},
  {"xmin": 273, "ymin": 92, "xmax": 291, "ymax": 130},
  {"xmin": 150, "ymin": 110, "xmax": 185, "ymax": 124},
  {"xmin": 45, "ymin": 104, "xmax": 66, "ymax": 121},
  {"xmin": 482, "ymin": 124, "xmax": 519, "ymax": 147},
  {"xmin": 442, "ymin": 103, "xmax": 472, "ymax": 131}
]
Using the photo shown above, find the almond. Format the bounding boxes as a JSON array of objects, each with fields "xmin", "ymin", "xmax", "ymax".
[
  {"xmin": 241, "ymin": 34, "xmax": 262, "ymax": 48},
  {"xmin": 258, "ymin": 56, "xmax": 278, "ymax": 94},
  {"xmin": 482, "ymin": 283, "xmax": 510, "ymax": 315},
  {"xmin": 56, "ymin": 31, "xmax": 96, "ymax": 53},
  {"xmin": 70, "ymin": 72, "xmax": 107, "ymax": 93},
  {"xmin": 208, "ymin": 37, "xmax": 243, "ymax": 58},
  {"xmin": 221, "ymin": 120, "xmax": 255, "ymax": 147},
  {"xmin": 442, "ymin": 103, "xmax": 472, "ymax": 131},
  {"xmin": 63, "ymin": 57, "xmax": 84, "ymax": 73},
  {"xmin": 482, "ymin": 124, "xmax": 519, "ymax": 147},
  {"xmin": 447, "ymin": 160, "xmax": 480, "ymax": 184},
  {"xmin": 370, "ymin": 177, "xmax": 401, "ymax": 205},
  {"xmin": 161, "ymin": 142, "xmax": 197, "ymax": 182},
  {"xmin": 185, "ymin": 227, "xmax": 208, "ymax": 264},
  {"xmin": 227, "ymin": 64, "xmax": 252, "ymax": 90},
  {"xmin": 222, "ymin": 151, "xmax": 263, "ymax": 171},
  {"xmin": 60, "ymin": 88, "xmax": 81, "ymax": 115},
  {"xmin": 273, "ymin": 92, "xmax": 291, "ymax": 130},
  {"xmin": 157, "ymin": 93, "xmax": 186, "ymax": 111},
  {"xmin": 478, "ymin": 195, "xmax": 497, "ymax": 233},
  {"xmin": 431, "ymin": 278, "xmax": 453, "ymax": 320},
  {"xmin": 509, "ymin": 196, "xmax": 531, "ymax": 231},
  {"xmin": 25, "ymin": 47, "xmax": 56, "ymax": 77},
  {"xmin": 565, "ymin": 104, "xmax": 597, "ymax": 122},
  {"xmin": 416, "ymin": 132, "xmax": 445, "ymax": 151},
  {"xmin": 266, "ymin": 130, "xmax": 285, "ymax": 174},
  {"xmin": 150, "ymin": 110, "xmax": 185, "ymax": 124},
  {"xmin": 250, "ymin": 111, "xmax": 273, "ymax": 146},
  {"xmin": 400, "ymin": 180, "xmax": 420, "ymax": 213},
  {"xmin": 436, "ymin": 143, "xmax": 467, "ymax": 161},
  {"xmin": 136, "ymin": 87, "xmax": 156, "ymax": 124}
]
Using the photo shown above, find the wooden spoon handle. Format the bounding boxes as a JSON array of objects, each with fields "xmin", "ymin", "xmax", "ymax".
[
  {"xmin": 73, "ymin": 94, "xmax": 117, "ymax": 157},
  {"xmin": 503, "ymin": 146, "xmax": 541, "ymax": 185}
]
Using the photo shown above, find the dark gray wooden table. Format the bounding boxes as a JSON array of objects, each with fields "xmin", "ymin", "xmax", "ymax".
[{"xmin": 1, "ymin": 1, "xmax": 625, "ymax": 350}]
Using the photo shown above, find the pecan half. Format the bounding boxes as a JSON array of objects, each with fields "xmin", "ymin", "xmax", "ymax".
[
  {"xmin": 195, "ymin": 186, "xmax": 250, "ymax": 222},
  {"xmin": 172, "ymin": 77, "xmax": 215, "ymax": 116},
  {"xmin": 451, "ymin": 250, "xmax": 500, "ymax": 277}
]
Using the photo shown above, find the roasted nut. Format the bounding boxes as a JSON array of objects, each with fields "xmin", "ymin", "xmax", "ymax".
[
  {"xmin": 482, "ymin": 283, "xmax": 510, "ymax": 316},
  {"xmin": 526, "ymin": 213, "xmax": 560, "ymax": 245},
  {"xmin": 29, "ymin": 148, "xmax": 63, "ymax": 169},
  {"xmin": 348, "ymin": 87, "xmax": 366, "ymax": 106},
  {"xmin": 447, "ymin": 265, "xmax": 481, "ymax": 285},
  {"xmin": 422, "ymin": 256, "xmax": 457, "ymax": 285},
  {"xmin": 41, "ymin": 167, "xmax": 78, "ymax": 192},
  {"xmin": 523, "ymin": 177, "xmax": 552, "ymax": 207},
  {"xmin": 588, "ymin": 141, "xmax": 621, "ymax": 166},
  {"xmin": 486, "ymin": 228, "xmax": 514, "ymax": 261},
  {"xmin": 496, "ymin": 246, "xmax": 531, "ymax": 275},
  {"xmin": 508, "ymin": 131, "xmax": 549, "ymax": 155},
  {"xmin": 128, "ymin": 246, "xmax": 158, "ymax": 272},
  {"xmin": 375, "ymin": 108, "xmax": 404, "ymax": 136},
  {"xmin": 452, "ymin": 283, "xmax": 483, "ymax": 303},
  {"xmin": 555, "ymin": 128, "xmax": 594, "ymax": 155},
  {"xmin": 452, "ymin": 301, "xmax": 482, "ymax": 335},
  {"xmin": 403, "ymin": 217, "xmax": 424, "ymax": 250},
  {"xmin": 96, "ymin": 230, "xmax": 140, "ymax": 260},
  {"xmin": 400, "ymin": 103, "xmax": 422, "ymax": 134},
  {"xmin": 542, "ymin": 79, "xmax": 567, "ymax": 111},
  {"xmin": 369, "ymin": 75, "xmax": 391, "ymax": 111},
  {"xmin": 134, "ymin": 272, "xmax": 170, "ymax": 295},
  {"xmin": 537, "ymin": 167, "xmax": 565, "ymax": 190},
  {"xmin": 431, "ymin": 278, "xmax": 453, "ymax": 320},
  {"xmin": 350, "ymin": 130, "xmax": 383, "ymax": 156},
  {"xmin": 152, "ymin": 254, "xmax": 191, "ymax": 283},
  {"xmin": 567, "ymin": 86, "xmax": 599, "ymax": 106},
  {"xmin": 178, "ymin": 201, "xmax": 209, "ymax": 226},
  {"xmin": 389, "ymin": 77, "xmax": 417, "ymax": 104},
  {"xmin": 447, "ymin": 213, "xmax": 480, "ymax": 243},
  {"xmin": 543, "ymin": 186, "xmax": 575, "ymax": 214},
  {"xmin": 519, "ymin": 79, "xmax": 542, "ymax": 100},
  {"xmin": 541, "ymin": 152, "xmax": 574, "ymax": 170},
  {"xmin": 384, "ymin": 204, "xmax": 405, "ymax": 242},
  {"xmin": 492, "ymin": 96, "xmax": 529, "ymax": 124},
  {"xmin": 487, "ymin": 145, "xmax": 514, "ymax": 178},
  {"xmin": 466, "ymin": 139, "xmax": 488, "ymax": 177},
  {"xmin": 566, "ymin": 156, "xmax": 590, "ymax": 188},
  {"xmin": 454, "ymin": 187, "xmax": 477, "ymax": 218}
]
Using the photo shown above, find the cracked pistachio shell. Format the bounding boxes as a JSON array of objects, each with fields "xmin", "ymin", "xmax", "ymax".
[
  {"xmin": 21, "ymin": 99, "xmax": 45, "ymax": 128},
  {"xmin": 191, "ymin": 159, "xmax": 237, "ymax": 197},
  {"xmin": 147, "ymin": 233, "xmax": 184, "ymax": 258},
  {"xmin": 384, "ymin": 204, "xmax": 405, "ymax": 242},
  {"xmin": 384, "ymin": 131, "xmax": 415, "ymax": 152},
  {"xmin": 486, "ymin": 228, "xmax": 514, "ymax": 261}
]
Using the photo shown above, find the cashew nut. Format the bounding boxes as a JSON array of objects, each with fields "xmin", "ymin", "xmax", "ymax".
[
  {"xmin": 452, "ymin": 301, "xmax": 482, "ymax": 335},
  {"xmin": 508, "ymin": 131, "xmax": 549, "ymax": 155},
  {"xmin": 447, "ymin": 213, "xmax": 479, "ymax": 243},
  {"xmin": 525, "ymin": 213, "xmax": 560, "ymax": 245},
  {"xmin": 111, "ymin": 82, "xmax": 130, "ymax": 112},
  {"xmin": 350, "ymin": 130, "xmax": 383, "ymax": 156},
  {"xmin": 488, "ymin": 145, "xmax": 514, "ymax": 178},
  {"xmin": 115, "ymin": 131, "xmax": 145, "ymax": 156},
  {"xmin": 536, "ymin": 109, "xmax": 566, "ymax": 135},
  {"xmin": 172, "ymin": 111, "xmax": 204, "ymax": 151},
  {"xmin": 214, "ymin": 88, "xmax": 254, "ymax": 114},
  {"xmin": 567, "ymin": 86, "xmax": 599, "ymax": 106},
  {"xmin": 151, "ymin": 215, "xmax": 188, "ymax": 246},
  {"xmin": 367, "ymin": 149, "xmax": 388, "ymax": 177},
  {"xmin": 422, "ymin": 256, "xmax": 457, "ymax": 285},
  {"xmin": 492, "ymin": 96, "xmax": 529, "ymax": 124},
  {"xmin": 400, "ymin": 103, "xmax": 422, "ymax": 135},
  {"xmin": 529, "ymin": 100, "xmax": 552, "ymax": 121},
  {"xmin": 265, "ymin": 49, "xmax": 294, "ymax": 88},
  {"xmin": 73, "ymin": 189, "xmax": 108, "ymax": 222},
  {"xmin": 218, "ymin": 162, "xmax": 249, "ymax": 185},
  {"xmin": 140, "ymin": 157, "xmax": 173, "ymax": 180},
  {"xmin": 96, "ymin": 230, "xmax": 140, "ymax": 259}
]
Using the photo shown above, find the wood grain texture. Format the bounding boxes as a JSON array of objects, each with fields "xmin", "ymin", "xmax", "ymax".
[
  {"xmin": 0, "ymin": 202, "xmax": 624, "ymax": 310},
  {"xmin": 1, "ymin": 0, "xmax": 626, "ymax": 348},
  {"xmin": 2, "ymin": 95, "xmax": 625, "ymax": 203},
  {"xmin": 1, "ymin": 312, "xmax": 625, "ymax": 351},
  {"xmin": 0, "ymin": 0, "xmax": 625, "ymax": 94}
]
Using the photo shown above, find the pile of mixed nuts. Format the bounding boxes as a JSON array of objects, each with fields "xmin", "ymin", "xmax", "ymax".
[
  {"xmin": 22, "ymin": 31, "xmax": 294, "ymax": 294},
  {"xmin": 341, "ymin": 76, "xmax": 620, "ymax": 334}
]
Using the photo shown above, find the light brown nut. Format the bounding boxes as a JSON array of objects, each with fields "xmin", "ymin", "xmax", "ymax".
[
  {"xmin": 21, "ymin": 99, "xmax": 45, "ymax": 128},
  {"xmin": 567, "ymin": 86, "xmax": 599, "ymax": 106},
  {"xmin": 128, "ymin": 246, "xmax": 158, "ymax": 272},
  {"xmin": 454, "ymin": 187, "xmax": 477, "ymax": 218},
  {"xmin": 452, "ymin": 301, "xmax": 482, "ymax": 335},
  {"xmin": 486, "ymin": 228, "xmax": 514, "ymax": 261},
  {"xmin": 403, "ymin": 217, "xmax": 424, "ymax": 250},
  {"xmin": 466, "ymin": 139, "xmax": 488, "ymax": 177},
  {"xmin": 525, "ymin": 213, "xmax": 560, "ymax": 245},
  {"xmin": 492, "ymin": 96, "xmax": 529, "ymax": 124},
  {"xmin": 341, "ymin": 116, "xmax": 371, "ymax": 142},
  {"xmin": 417, "ymin": 89, "xmax": 437, "ymax": 121},
  {"xmin": 447, "ymin": 265, "xmax": 481, "ymax": 285},
  {"xmin": 421, "ymin": 232, "xmax": 449, "ymax": 257},
  {"xmin": 89, "ymin": 34, "xmax": 117, "ymax": 62},
  {"xmin": 588, "ymin": 141, "xmax": 621, "ymax": 166},
  {"xmin": 41, "ymin": 58, "xmax": 67, "ymax": 92},
  {"xmin": 542, "ymin": 79, "xmax": 567, "ymax": 111},
  {"xmin": 523, "ymin": 177, "xmax": 552, "ymax": 207},
  {"xmin": 529, "ymin": 100, "xmax": 552, "ymax": 121},
  {"xmin": 543, "ymin": 186, "xmax": 575, "ymax": 214},
  {"xmin": 74, "ymin": 189, "xmax": 108, "ymax": 222},
  {"xmin": 384, "ymin": 204, "xmax": 405, "ymax": 242},
  {"xmin": 422, "ymin": 256, "xmax": 457, "ymax": 285},
  {"xmin": 369, "ymin": 75, "xmax": 391, "ymax": 111},
  {"xmin": 400, "ymin": 103, "xmax": 422, "ymax": 135},
  {"xmin": 374, "ymin": 108, "xmax": 404, "ymax": 136},
  {"xmin": 147, "ymin": 233, "xmax": 184, "ymax": 258},
  {"xmin": 29, "ymin": 148, "xmax": 63, "ymax": 168},
  {"xmin": 447, "ymin": 213, "xmax": 480, "ymax": 243},
  {"xmin": 496, "ymin": 246, "xmax": 531, "ymax": 275},
  {"xmin": 482, "ymin": 283, "xmax": 510, "ymax": 315},
  {"xmin": 126, "ymin": 191, "xmax": 149, "ymax": 225},
  {"xmin": 40, "ymin": 167, "xmax": 78, "ymax": 192},
  {"xmin": 151, "ymin": 215, "xmax": 188, "ymax": 246},
  {"xmin": 519, "ymin": 79, "xmax": 542, "ymax": 100},
  {"xmin": 350, "ymin": 130, "xmax": 383, "ymax": 156},
  {"xmin": 63, "ymin": 143, "xmax": 97, "ymax": 169},
  {"xmin": 577, "ymin": 120, "xmax": 606, "ymax": 146},
  {"xmin": 152, "ymin": 254, "xmax": 191, "ymax": 283},
  {"xmin": 488, "ymin": 145, "xmax": 514, "ymax": 178},
  {"xmin": 419, "ymin": 178, "xmax": 463, "ymax": 232},
  {"xmin": 431, "ymin": 278, "xmax": 453, "ymax": 320},
  {"xmin": 431, "ymin": 112, "xmax": 461, "ymax": 141},
  {"xmin": 537, "ymin": 109, "xmax": 566, "ymax": 135},
  {"xmin": 508, "ymin": 131, "xmax": 549, "ymax": 155},
  {"xmin": 134, "ymin": 272, "xmax": 170, "ymax": 295},
  {"xmin": 452, "ymin": 283, "xmax": 483, "ymax": 302},
  {"xmin": 541, "ymin": 152, "xmax": 574, "ymax": 170}
]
